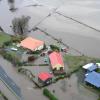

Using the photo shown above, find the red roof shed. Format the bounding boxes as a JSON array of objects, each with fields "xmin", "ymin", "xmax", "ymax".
[{"xmin": 38, "ymin": 72, "xmax": 52, "ymax": 81}]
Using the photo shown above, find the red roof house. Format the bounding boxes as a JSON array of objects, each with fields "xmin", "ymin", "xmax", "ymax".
[
  {"xmin": 20, "ymin": 37, "xmax": 44, "ymax": 51},
  {"xmin": 49, "ymin": 52, "xmax": 64, "ymax": 71},
  {"xmin": 38, "ymin": 72, "xmax": 52, "ymax": 85}
]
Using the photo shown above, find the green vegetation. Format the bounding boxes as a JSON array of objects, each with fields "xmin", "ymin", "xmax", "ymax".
[
  {"xmin": 53, "ymin": 75, "xmax": 66, "ymax": 82},
  {"xmin": 0, "ymin": 32, "xmax": 11, "ymax": 47},
  {"xmin": 64, "ymin": 54, "xmax": 99, "ymax": 73},
  {"xmin": 96, "ymin": 68, "xmax": 100, "ymax": 73},
  {"xmin": 43, "ymin": 88, "xmax": 58, "ymax": 100},
  {"xmin": 50, "ymin": 45, "xmax": 60, "ymax": 51},
  {"xmin": 22, "ymin": 63, "xmax": 49, "ymax": 66},
  {"xmin": 0, "ymin": 50, "xmax": 22, "ymax": 67},
  {"xmin": 0, "ymin": 33, "xmax": 26, "ymax": 66},
  {"xmin": 98, "ymin": 97, "xmax": 100, "ymax": 100}
]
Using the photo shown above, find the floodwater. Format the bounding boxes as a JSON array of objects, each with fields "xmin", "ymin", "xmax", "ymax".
[
  {"xmin": 0, "ymin": 0, "xmax": 100, "ymax": 100},
  {"xmin": 47, "ymin": 75, "xmax": 98, "ymax": 100},
  {"xmin": 0, "ymin": 56, "xmax": 47, "ymax": 100}
]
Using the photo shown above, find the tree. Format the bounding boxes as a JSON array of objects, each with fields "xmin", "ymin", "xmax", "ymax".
[{"xmin": 12, "ymin": 16, "xmax": 30, "ymax": 35}]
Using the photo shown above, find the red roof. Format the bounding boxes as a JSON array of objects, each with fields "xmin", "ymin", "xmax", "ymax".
[
  {"xmin": 49, "ymin": 52, "xmax": 64, "ymax": 69},
  {"xmin": 20, "ymin": 37, "xmax": 44, "ymax": 51},
  {"xmin": 38, "ymin": 72, "xmax": 52, "ymax": 81}
]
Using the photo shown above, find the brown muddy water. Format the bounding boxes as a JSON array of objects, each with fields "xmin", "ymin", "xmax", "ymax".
[{"xmin": 0, "ymin": 0, "xmax": 100, "ymax": 100}]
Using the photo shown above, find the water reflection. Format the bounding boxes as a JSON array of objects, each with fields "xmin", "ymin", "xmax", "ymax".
[{"xmin": 7, "ymin": 0, "xmax": 17, "ymax": 12}]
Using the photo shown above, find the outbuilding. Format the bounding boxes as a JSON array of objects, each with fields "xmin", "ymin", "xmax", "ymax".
[
  {"xmin": 38, "ymin": 72, "xmax": 52, "ymax": 85},
  {"xmin": 85, "ymin": 71, "xmax": 100, "ymax": 88},
  {"xmin": 49, "ymin": 52, "xmax": 64, "ymax": 74}
]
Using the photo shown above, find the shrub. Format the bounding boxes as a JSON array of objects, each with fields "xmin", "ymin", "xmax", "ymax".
[
  {"xmin": 32, "ymin": 50, "xmax": 41, "ymax": 54},
  {"xmin": 1, "ymin": 50, "xmax": 21, "ymax": 67},
  {"xmin": 43, "ymin": 88, "xmax": 58, "ymax": 100},
  {"xmin": 98, "ymin": 97, "xmax": 100, "ymax": 100},
  {"xmin": 3, "ymin": 41, "xmax": 12, "ymax": 46},
  {"xmin": 50, "ymin": 45, "xmax": 60, "ymax": 51}
]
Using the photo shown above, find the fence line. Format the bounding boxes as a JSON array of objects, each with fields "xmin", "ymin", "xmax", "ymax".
[
  {"xmin": 36, "ymin": 27, "xmax": 84, "ymax": 56},
  {"xmin": 56, "ymin": 12, "xmax": 100, "ymax": 33}
]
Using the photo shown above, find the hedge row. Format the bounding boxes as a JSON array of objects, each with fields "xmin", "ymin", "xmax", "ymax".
[
  {"xmin": 43, "ymin": 88, "xmax": 58, "ymax": 100},
  {"xmin": 0, "ymin": 50, "xmax": 22, "ymax": 67},
  {"xmin": 50, "ymin": 45, "xmax": 60, "ymax": 51},
  {"xmin": 23, "ymin": 63, "xmax": 49, "ymax": 66}
]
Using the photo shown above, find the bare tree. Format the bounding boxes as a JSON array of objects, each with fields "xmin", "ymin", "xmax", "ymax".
[{"xmin": 12, "ymin": 16, "xmax": 30, "ymax": 35}]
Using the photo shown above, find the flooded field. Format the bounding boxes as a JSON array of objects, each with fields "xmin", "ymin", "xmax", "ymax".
[
  {"xmin": 0, "ymin": 0, "xmax": 100, "ymax": 57},
  {"xmin": 47, "ymin": 75, "xmax": 98, "ymax": 100},
  {"xmin": 0, "ymin": 0, "xmax": 100, "ymax": 100}
]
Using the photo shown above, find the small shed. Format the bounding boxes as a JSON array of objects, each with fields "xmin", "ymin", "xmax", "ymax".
[
  {"xmin": 82, "ymin": 63, "xmax": 97, "ymax": 72},
  {"xmin": 38, "ymin": 72, "xmax": 52, "ymax": 85}
]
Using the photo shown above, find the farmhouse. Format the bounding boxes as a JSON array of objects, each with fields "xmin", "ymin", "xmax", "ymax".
[
  {"xmin": 49, "ymin": 52, "xmax": 64, "ymax": 74},
  {"xmin": 20, "ymin": 37, "xmax": 44, "ymax": 51}
]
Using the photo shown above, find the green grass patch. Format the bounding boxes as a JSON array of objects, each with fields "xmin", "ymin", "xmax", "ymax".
[
  {"xmin": 96, "ymin": 68, "xmax": 100, "ymax": 73},
  {"xmin": 64, "ymin": 54, "xmax": 99, "ymax": 73},
  {"xmin": 0, "ymin": 32, "xmax": 11, "ymax": 47}
]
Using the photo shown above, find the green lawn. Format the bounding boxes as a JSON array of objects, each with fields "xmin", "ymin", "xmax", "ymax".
[
  {"xmin": 64, "ymin": 54, "xmax": 99, "ymax": 72},
  {"xmin": 96, "ymin": 68, "xmax": 100, "ymax": 73},
  {"xmin": 0, "ymin": 32, "xmax": 11, "ymax": 46}
]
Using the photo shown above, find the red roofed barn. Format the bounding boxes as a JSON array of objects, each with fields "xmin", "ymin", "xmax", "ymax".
[
  {"xmin": 38, "ymin": 72, "xmax": 52, "ymax": 85},
  {"xmin": 49, "ymin": 52, "xmax": 64, "ymax": 74},
  {"xmin": 20, "ymin": 37, "xmax": 44, "ymax": 51}
]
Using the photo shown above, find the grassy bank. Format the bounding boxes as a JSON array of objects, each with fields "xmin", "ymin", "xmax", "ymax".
[
  {"xmin": 64, "ymin": 54, "xmax": 100, "ymax": 73},
  {"xmin": 0, "ymin": 32, "xmax": 11, "ymax": 47}
]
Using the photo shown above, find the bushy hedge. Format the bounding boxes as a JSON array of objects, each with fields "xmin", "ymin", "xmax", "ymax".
[
  {"xmin": 0, "ymin": 50, "xmax": 22, "ymax": 67},
  {"xmin": 50, "ymin": 45, "xmax": 60, "ymax": 51},
  {"xmin": 22, "ymin": 63, "xmax": 49, "ymax": 66},
  {"xmin": 3, "ymin": 41, "xmax": 12, "ymax": 46},
  {"xmin": 43, "ymin": 88, "xmax": 58, "ymax": 100}
]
